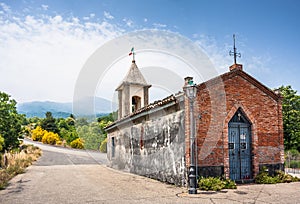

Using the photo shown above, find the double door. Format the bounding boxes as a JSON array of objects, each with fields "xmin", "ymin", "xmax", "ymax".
[{"xmin": 228, "ymin": 123, "xmax": 252, "ymax": 181}]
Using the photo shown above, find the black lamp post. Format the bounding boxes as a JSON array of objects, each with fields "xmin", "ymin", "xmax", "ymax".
[{"xmin": 184, "ymin": 78, "xmax": 197, "ymax": 194}]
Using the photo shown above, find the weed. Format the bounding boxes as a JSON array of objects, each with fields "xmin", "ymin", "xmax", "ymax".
[{"xmin": 0, "ymin": 144, "xmax": 41, "ymax": 190}]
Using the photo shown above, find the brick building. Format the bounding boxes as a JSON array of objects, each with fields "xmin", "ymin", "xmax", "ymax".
[{"xmin": 105, "ymin": 60, "xmax": 284, "ymax": 185}]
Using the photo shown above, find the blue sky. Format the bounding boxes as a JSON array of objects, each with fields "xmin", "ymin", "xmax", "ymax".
[{"xmin": 0, "ymin": 0, "xmax": 299, "ymax": 103}]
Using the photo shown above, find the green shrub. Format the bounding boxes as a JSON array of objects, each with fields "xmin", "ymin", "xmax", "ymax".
[
  {"xmin": 275, "ymin": 170, "xmax": 300, "ymax": 182},
  {"xmin": 198, "ymin": 177, "xmax": 236, "ymax": 191},
  {"xmin": 0, "ymin": 135, "xmax": 4, "ymax": 152},
  {"xmin": 100, "ymin": 138, "xmax": 107, "ymax": 153},
  {"xmin": 290, "ymin": 161, "xmax": 300, "ymax": 168},
  {"xmin": 223, "ymin": 178, "xmax": 237, "ymax": 189},
  {"xmin": 255, "ymin": 167, "xmax": 300, "ymax": 184},
  {"xmin": 70, "ymin": 138, "xmax": 84, "ymax": 149},
  {"xmin": 255, "ymin": 171, "xmax": 278, "ymax": 184},
  {"xmin": 287, "ymin": 149, "xmax": 300, "ymax": 158}
]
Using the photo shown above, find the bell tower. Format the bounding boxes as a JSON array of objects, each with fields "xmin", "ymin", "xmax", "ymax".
[{"xmin": 116, "ymin": 59, "xmax": 151, "ymax": 119}]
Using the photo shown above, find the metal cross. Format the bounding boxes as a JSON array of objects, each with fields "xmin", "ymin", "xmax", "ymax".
[
  {"xmin": 229, "ymin": 34, "xmax": 241, "ymax": 64},
  {"xmin": 238, "ymin": 113, "xmax": 241, "ymax": 121}
]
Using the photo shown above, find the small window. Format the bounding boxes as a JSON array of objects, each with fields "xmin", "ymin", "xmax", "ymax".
[
  {"xmin": 240, "ymin": 133, "xmax": 246, "ymax": 140},
  {"xmin": 240, "ymin": 142, "xmax": 247, "ymax": 149},
  {"xmin": 229, "ymin": 143, "xmax": 234, "ymax": 149},
  {"xmin": 132, "ymin": 96, "xmax": 141, "ymax": 112},
  {"xmin": 111, "ymin": 137, "xmax": 115, "ymax": 157}
]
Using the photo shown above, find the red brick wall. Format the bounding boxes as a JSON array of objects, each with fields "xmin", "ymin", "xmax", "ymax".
[{"xmin": 185, "ymin": 69, "xmax": 284, "ymax": 178}]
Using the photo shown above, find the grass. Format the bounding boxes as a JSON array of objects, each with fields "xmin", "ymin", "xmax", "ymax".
[{"xmin": 0, "ymin": 144, "xmax": 41, "ymax": 190}]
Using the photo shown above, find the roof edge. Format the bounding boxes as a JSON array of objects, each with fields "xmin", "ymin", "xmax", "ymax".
[
  {"xmin": 197, "ymin": 69, "xmax": 281, "ymax": 101},
  {"xmin": 105, "ymin": 92, "xmax": 184, "ymax": 131}
]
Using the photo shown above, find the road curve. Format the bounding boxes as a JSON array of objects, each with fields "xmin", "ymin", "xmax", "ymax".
[{"xmin": 1, "ymin": 139, "xmax": 300, "ymax": 203}]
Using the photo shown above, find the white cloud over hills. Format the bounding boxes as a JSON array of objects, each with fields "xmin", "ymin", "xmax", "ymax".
[
  {"xmin": 0, "ymin": 2, "xmax": 271, "ymax": 105},
  {"xmin": 0, "ymin": 3, "xmax": 122, "ymax": 102}
]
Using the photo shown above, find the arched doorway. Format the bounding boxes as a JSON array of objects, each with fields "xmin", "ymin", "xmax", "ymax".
[{"xmin": 228, "ymin": 109, "xmax": 252, "ymax": 181}]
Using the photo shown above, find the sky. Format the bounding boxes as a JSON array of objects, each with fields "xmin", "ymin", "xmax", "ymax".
[{"xmin": 0, "ymin": 0, "xmax": 300, "ymax": 105}]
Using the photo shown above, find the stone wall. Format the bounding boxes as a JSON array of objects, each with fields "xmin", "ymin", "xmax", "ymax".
[{"xmin": 107, "ymin": 102, "xmax": 186, "ymax": 186}]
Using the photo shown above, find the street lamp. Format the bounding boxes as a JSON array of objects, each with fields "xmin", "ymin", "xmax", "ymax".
[{"xmin": 184, "ymin": 77, "xmax": 197, "ymax": 194}]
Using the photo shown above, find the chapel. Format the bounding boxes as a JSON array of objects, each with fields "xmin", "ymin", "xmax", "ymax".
[{"xmin": 105, "ymin": 58, "xmax": 284, "ymax": 186}]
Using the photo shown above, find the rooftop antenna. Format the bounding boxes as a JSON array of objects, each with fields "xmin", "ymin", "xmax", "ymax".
[{"xmin": 229, "ymin": 34, "xmax": 241, "ymax": 64}]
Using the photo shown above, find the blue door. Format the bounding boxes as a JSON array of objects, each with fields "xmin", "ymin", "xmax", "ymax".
[{"xmin": 228, "ymin": 110, "xmax": 252, "ymax": 181}]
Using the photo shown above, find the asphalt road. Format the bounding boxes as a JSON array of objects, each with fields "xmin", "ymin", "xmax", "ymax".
[{"xmin": 1, "ymin": 139, "xmax": 300, "ymax": 204}]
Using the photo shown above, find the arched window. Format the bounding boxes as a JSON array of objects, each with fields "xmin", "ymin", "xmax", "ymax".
[{"xmin": 132, "ymin": 96, "xmax": 141, "ymax": 112}]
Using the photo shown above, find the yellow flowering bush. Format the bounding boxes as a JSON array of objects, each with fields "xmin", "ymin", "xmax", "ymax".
[
  {"xmin": 41, "ymin": 132, "xmax": 60, "ymax": 145},
  {"xmin": 70, "ymin": 138, "xmax": 84, "ymax": 149},
  {"xmin": 31, "ymin": 126, "xmax": 46, "ymax": 142},
  {"xmin": 100, "ymin": 138, "xmax": 107, "ymax": 153}
]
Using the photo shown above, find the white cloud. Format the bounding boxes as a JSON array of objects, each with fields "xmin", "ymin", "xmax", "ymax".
[
  {"xmin": 1, "ymin": 5, "xmax": 273, "ymax": 106},
  {"xmin": 195, "ymin": 35, "xmax": 232, "ymax": 74},
  {"xmin": 153, "ymin": 23, "xmax": 167, "ymax": 28},
  {"xmin": 122, "ymin": 18, "xmax": 133, "ymax": 27},
  {"xmin": 192, "ymin": 33, "xmax": 198, "ymax": 38},
  {"xmin": 246, "ymin": 55, "xmax": 272, "ymax": 73},
  {"xmin": 0, "ymin": 11, "xmax": 122, "ymax": 102},
  {"xmin": 0, "ymin": 2, "xmax": 11, "ymax": 13},
  {"xmin": 84, "ymin": 13, "xmax": 96, "ymax": 21},
  {"xmin": 41, "ymin": 4, "xmax": 48, "ymax": 11},
  {"xmin": 0, "ymin": 8, "xmax": 229, "ymax": 105},
  {"xmin": 104, "ymin": 11, "xmax": 114, "ymax": 20}
]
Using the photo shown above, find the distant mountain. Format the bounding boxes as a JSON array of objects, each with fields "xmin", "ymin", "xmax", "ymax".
[{"xmin": 17, "ymin": 97, "xmax": 116, "ymax": 118}]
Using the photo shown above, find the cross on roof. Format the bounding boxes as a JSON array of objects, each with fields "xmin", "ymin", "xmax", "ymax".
[
  {"xmin": 129, "ymin": 47, "xmax": 135, "ymax": 62},
  {"xmin": 229, "ymin": 34, "xmax": 241, "ymax": 64}
]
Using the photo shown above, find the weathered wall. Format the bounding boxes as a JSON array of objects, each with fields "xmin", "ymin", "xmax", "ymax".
[{"xmin": 107, "ymin": 108, "xmax": 186, "ymax": 186}]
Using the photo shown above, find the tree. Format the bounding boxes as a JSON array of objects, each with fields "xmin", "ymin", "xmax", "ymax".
[
  {"xmin": 76, "ymin": 117, "xmax": 88, "ymax": 126},
  {"xmin": 41, "ymin": 112, "xmax": 59, "ymax": 134},
  {"xmin": 0, "ymin": 134, "xmax": 4, "ymax": 152},
  {"xmin": 0, "ymin": 92, "xmax": 24, "ymax": 151},
  {"xmin": 27, "ymin": 117, "xmax": 42, "ymax": 125},
  {"xmin": 97, "ymin": 111, "xmax": 117, "ymax": 123},
  {"xmin": 100, "ymin": 138, "xmax": 107, "ymax": 153},
  {"xmin": 60, "ymin": 127, "xmax": 78, "ymax": 144},
  {"xmin": 278, "ymin": 85, "xmax": 300, "ymax": 151},
  {"xmin": 76, "ymin": 123, "xmax": 101, "ymax": 150},
  {"xmin": 66, "ymin": 116, "xmax": 75, "ymax": 126}
]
